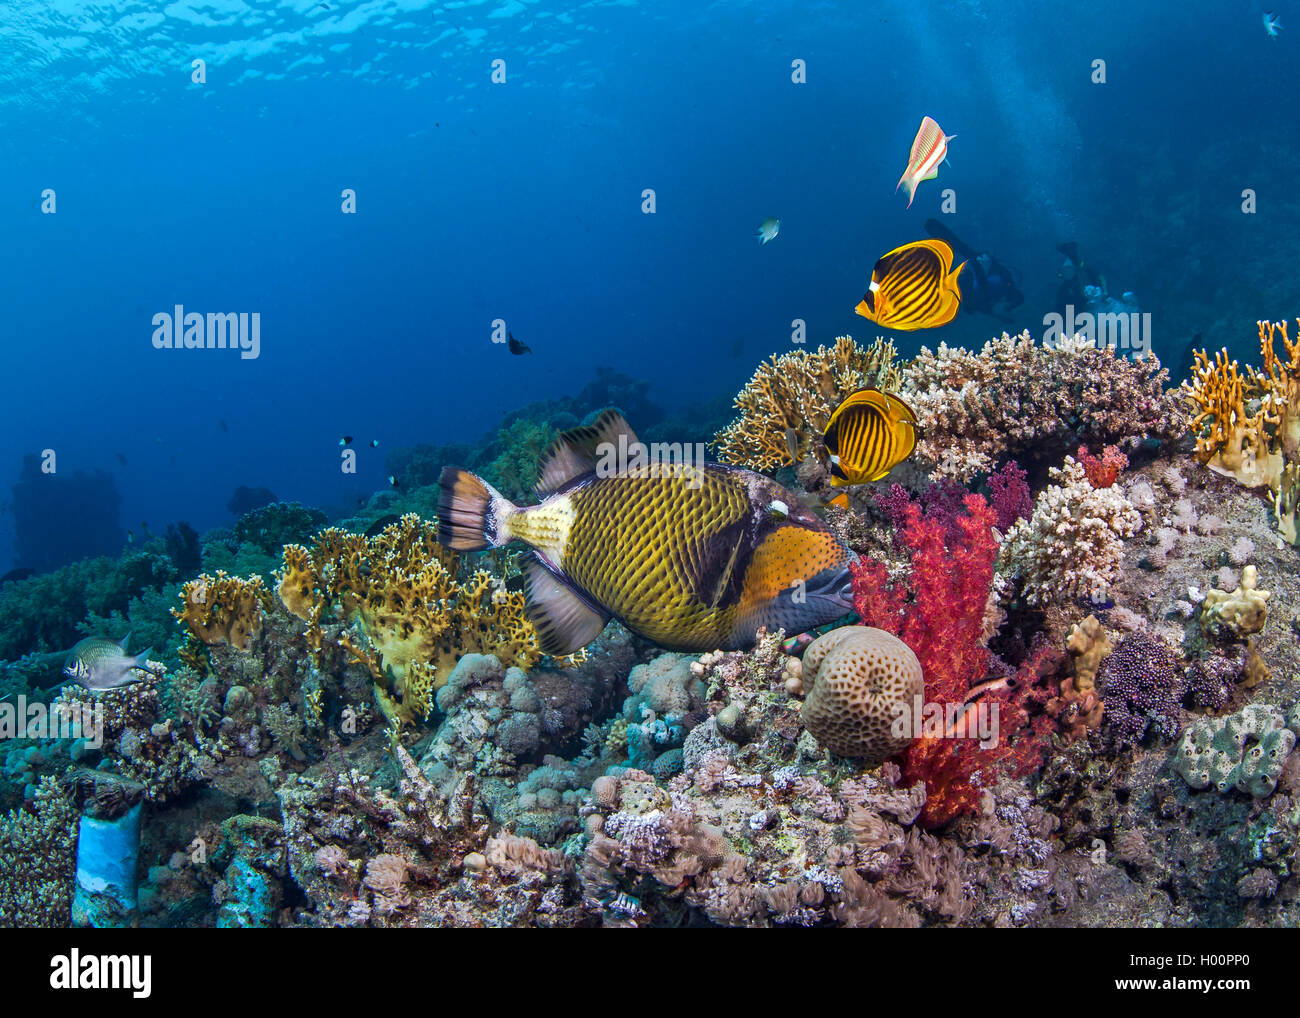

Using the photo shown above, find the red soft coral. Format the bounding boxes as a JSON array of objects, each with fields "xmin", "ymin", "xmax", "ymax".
[
  {"xmin": 1077, "ymin": 444, "xmax": 1128, "ymax": 488},
  {"xmin": 851, "ymin": 493, "xmax": 1059, "ymax": 828}
]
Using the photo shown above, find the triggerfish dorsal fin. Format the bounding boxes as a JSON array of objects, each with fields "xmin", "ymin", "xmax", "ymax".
[
  {"xmin": 535, "ymin": 409, "xmax": 640, "ymax": 495},
  {"xmin": 523, "ymin": 554, "xmax": 611, "ymax": 654}
]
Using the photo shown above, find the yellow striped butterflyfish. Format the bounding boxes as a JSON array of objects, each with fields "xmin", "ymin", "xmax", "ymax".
[
  {"xmin": 438, "ymin": 410, "xmax": 858, "ymax": 655},
  {"xmin": 854, "ymin": 238, "xmax": 964, "ymax": 331},
  {"xmin": 823, "ymin": 388, "xmax": 918, "ymax": 486}
]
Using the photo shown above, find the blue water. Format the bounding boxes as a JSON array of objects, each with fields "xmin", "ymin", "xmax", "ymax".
[{"xmin": 1, "ymin": 0, "xmax": 1294, "ymax": 572}]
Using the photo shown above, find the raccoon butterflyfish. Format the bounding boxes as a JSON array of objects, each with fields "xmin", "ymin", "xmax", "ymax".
[
  {"xmin": 437, "ymin": 410, "xmax": 858, "ymax": 655},
  {"xmin": 823, "ymin": 388, "xmax": 918, "ymax": 486},
  {"xmin": 854, "ymin": 238, "xmax": 964, "ymax": 331}
]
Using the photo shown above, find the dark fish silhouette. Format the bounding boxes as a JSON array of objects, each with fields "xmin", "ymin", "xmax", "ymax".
[
  {"xmin": 340, "ymin": 436, "xmax": 354, "ymax": 447},
  {"xmin": 508, "ymin": 332, "xmax": 532, "ymax": 355},
  {"xmin": 116, "ymin": 452, "xmax": 128, "ymax": 467},
  {"xmin": 0, "ymin": 567, "xmax": 36, "ymax": 585},
  {"xmin": 364, "ymin": 514, "xmax": 403, "ymax": 537}
]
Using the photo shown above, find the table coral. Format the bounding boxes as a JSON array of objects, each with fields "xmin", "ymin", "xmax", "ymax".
[
  {"xmin": 903, "ymin": 331, "xmax": 1185, "ymax": 481},
  {"xmin": 274, "ymin": 515, "xmax": 546, "ymax": 730},
  {"xmin": 711, "ymin": 336, "xmax": 902, "ymax": 471}
]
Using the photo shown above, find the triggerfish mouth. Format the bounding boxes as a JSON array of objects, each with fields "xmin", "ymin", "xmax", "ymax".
[
  {"xmin": 897, "ymin": 116, "xmax": 954, "ymax": 209},
  {"xmin": 438, "ymin": 410, "xmax": 858, "ymax": 655}
]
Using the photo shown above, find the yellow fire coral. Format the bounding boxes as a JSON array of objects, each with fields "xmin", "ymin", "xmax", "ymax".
[
  {"xmin": 276, "ymin": 514, "xmax": 544, "ymax": 729},
  {"xmin": 712, "ymin": 336, "xmax": 902, "ymax": 471},
  {"xmin": 173, "ymin": 571, "xmax": 269, "ymax": 654},
  {"xmin": 1186, "ymin": 320, "xmax": 1300, "ymax": 541}
]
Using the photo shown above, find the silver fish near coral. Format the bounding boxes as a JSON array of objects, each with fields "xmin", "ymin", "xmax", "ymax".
[{"xmin": 62, "ymin": 635, "xmax": 159, "ymax": 691}]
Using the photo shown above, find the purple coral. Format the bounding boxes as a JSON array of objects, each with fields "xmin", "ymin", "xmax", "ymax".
[
  {"xmin": 1186, "ymin": 648, "xmax": 1243, "ymax": 713},
  {"xmin": 1099, "ymin": 633, "xmax": 1187, "ymax": 746},
  {"xmin": 873, "ymin": 479, "xmax": 972, "ymax": 550},
  {"xmin": 986, "ymin": 460, "xmax": 1032, "ymax": 531}
]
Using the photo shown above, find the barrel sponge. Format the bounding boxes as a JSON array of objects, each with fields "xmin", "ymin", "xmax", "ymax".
[
  {"xmin": 1174, "ymin": 703, "xmax": 1299, "ymax": 798},
  {"xmin": 800, "ymin": 626, "xmax": 924, "ymax": 762}
]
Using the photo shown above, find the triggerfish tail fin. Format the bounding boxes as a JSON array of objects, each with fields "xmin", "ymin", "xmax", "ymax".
[
  {"xmin": 437, "ymin": 467, "xmax": 517, "ymax": 550},
  {"xmin": 523, "ymin": 554, "xmax": 611, "ymax": 655}
]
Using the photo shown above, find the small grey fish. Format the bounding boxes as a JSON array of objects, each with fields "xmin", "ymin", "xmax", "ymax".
[{"xmin": 62, "ymin": 635, "xmax": 159, "ymax": 691}]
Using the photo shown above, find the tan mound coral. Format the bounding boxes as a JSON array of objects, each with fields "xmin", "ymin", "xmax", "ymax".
[
  {"xmin": 1200, "ymin": 564, "xmax": 1270, "ymax": 640},
  {"xmin": 799, "ymin": 626, "xmax": 924, "ymax": 762},
  {"xmin": 275, "ymin": 514, "xmax": 546, "ymax": 730},
  {"xmin": 1185, "ymin": 320, "xmax": 1300, "ymax": 542},
  {"xmin": 173, "ymin": 571, "xmax": 270, "ymax": 663},
  {"xmin": 712, "ymin": 336, "xmax": 903, "ymax": 471}
]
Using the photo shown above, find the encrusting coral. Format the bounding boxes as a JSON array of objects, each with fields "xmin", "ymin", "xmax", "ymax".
[
  {"xmin": 1174, "ymin": 704, "xmax": 1300, "ymax": 798},
  {"xmin": 711, "ymin": 336, "xmax": 902, "ymax": 471}
]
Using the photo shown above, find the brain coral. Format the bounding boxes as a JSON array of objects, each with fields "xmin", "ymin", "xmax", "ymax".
[
  {"xmin": 1174, "ymin": 703, "xmax": 1300, "ymax": 798},
  {"xmin": 800, "ymin": 626, "xmax": 923, "ymax": 762}
]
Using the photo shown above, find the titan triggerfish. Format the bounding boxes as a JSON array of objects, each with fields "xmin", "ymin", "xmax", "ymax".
[{"xmin": 438, "ymin": 410, "xmax": 857, "ymax": 655}]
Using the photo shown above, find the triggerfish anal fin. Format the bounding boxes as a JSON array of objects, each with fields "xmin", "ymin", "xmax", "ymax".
[
  {"xmin": 896, "ymin": 116, "xmax": 954, "ymax": 210},
  {"xmin": 523, "ymin": 554, "xmax": 611, "ymax": 655},
  {"xmin": 535, "ymin": 409, "xmax": 639, "ymax": 495}
]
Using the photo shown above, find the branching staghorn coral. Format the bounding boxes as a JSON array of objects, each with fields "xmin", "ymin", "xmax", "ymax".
[
  {"xmin": 999, "ymin": 457, "xmax": 1143, "ymax": 605},
  {"xmin": 712, "ymin": 336, "xmax": 903, "ymax": 470},
  {"xmin": 903, "ymin": 331, "xmax": 1186, "ymax": 481},
  {"xmin": 1185, "ymin": 319, "xmax": 1300, "ymax": 541},
  {"xmin": 276, "ymin": 515, "xmax": 548, "ymax": 731}
]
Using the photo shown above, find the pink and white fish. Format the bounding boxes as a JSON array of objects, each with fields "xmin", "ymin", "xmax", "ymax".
[{"xmin": 896, "ymin": 116, "xmax": 955, "ymax": 210}]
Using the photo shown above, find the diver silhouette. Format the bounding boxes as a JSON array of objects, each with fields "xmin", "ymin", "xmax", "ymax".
[{"xmin": 924, "ymin": 219, "xmax": 1024, "ymax": 323}]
